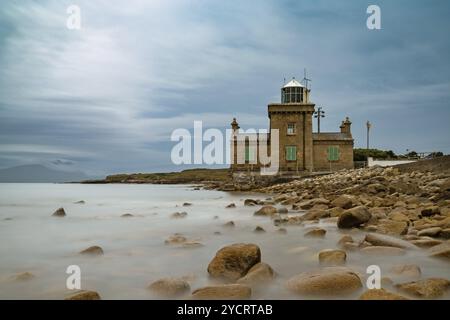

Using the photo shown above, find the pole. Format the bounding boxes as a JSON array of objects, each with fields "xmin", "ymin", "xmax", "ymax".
[{"xmin": 366, "ymin": 121, "xmax": 371, "ymax": 150}]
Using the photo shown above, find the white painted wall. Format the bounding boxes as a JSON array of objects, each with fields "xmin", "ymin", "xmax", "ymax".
[{"xmin": 367, "ymin": 157, "xmax": 417, "ymax": 167}]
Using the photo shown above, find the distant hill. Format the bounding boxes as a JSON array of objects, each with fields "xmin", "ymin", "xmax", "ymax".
[{"xmin": 0, "ymin": 164, "xmax": 89, "ymax": 183}]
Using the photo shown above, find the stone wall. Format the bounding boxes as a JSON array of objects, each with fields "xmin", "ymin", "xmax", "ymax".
[{"xmin": 313, "ymin": 140, "xmax": 354, "ymax": 172}]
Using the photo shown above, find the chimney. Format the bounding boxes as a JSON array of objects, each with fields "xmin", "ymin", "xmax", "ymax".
[
  {"xmin": 340, "ymin": 117, "xmax": 352, "ymax": 134},
  {"xmin": 231, "ymin": 118, "xmax": 240, "ymax": 132}
]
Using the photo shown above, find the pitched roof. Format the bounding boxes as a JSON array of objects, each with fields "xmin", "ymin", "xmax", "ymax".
[{"xmin": 283, "ymin": 78, "xmax": 304, "ymax": 88}]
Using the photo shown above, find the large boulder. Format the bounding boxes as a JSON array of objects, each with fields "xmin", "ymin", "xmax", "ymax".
[
  {"xmin": 65, "ymin": 290, "xmax": 101, "ymax": 300},
  {"xmin": 337, "ymin": 206, "xmax": 371, "ymax": 229},
  {"xmin": 254, "ymin": 205, "xmax": 277, "ymax": 217},
  {"xmin": 359, "ymin": 288, "xmax": 408, "ymax": 300},
  {"xmin": 286, "ymin": 268, "xmax": 362, "ymax": 296},
  {"xmin": 376, "ymin": 219, "xmax": 408, "ymax": 236},
  {"xmin": 192, "ymin": 284, "xmax": 251, "ymax": 300},
  {"xmin": 396, "ymin": 278, "xmax": 450, "ymax": 298},
  {"xmin": 148, "ymin": 277, "xmax": 190, "ymax": 297},
  {"xmin": 207, "ymin": 243, "xmax": 261, "ymax": 280},
  {"xmin": 331, "ymin": 195, "xmax": 355, "ymax": 209},
  {"xmin": 237, "ymin": 262, "xmax": 274, "ymax": 285},
  {"xmin": 52, "ymin": 207, "xmax": 66, "ymax": 217}
]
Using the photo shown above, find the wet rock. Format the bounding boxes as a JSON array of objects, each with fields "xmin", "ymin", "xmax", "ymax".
[
  {"xmin": 331, "ymin": 195, "xmax": 355, "ymax": 209},
  {"xmin": 286, "ymin": 268, "xmax": 362, "ymax": 296},
  {"xmin": 192, "ymin": 284, "xmax": 251, "ymax": 300},
  {"xmin": 223, "ymin": 221, "xmax": 235, "ymax": 228},
  {"xmin": 421, "ymin": 206, "xmax": 440, "ymax": 217},
  {"xmin": 360, "ymin": 246, "xmax": 406, "ymax": 256},
  {"xmin": 181, "ymin": 241, "xmax": 204, "ymax": 248},
  {"xmin": 338, "ymin": 235, "xmax": 354, "ymax": 246},
  {"xmin": 226, "ymin": 203, "xmax": 236, "ymax": 208},
  {"xmin": 441, "ymin": 228, "xmax": 450, "ymax": 239},
  {"xmin": 337, "ymin": 206, "xmax": 371, "ymax": 229},
  {"xmin": 277, "ymin": 228, "xmax": 287, "ymax": 234},
  {"xmin": 148, "ymin": 277, "xmax": 190, "ymax": 297},
  {"xmin": 65, "ymin": 290, "xmax": 101, "ymax": 300},
  {"xmin": 244, "ymin": 199, "xmax": 258, "ymax": 206},
  {"xmin": 254, "ymin": 226, "xmax": 266, "ymax": 233},
  {"xmin": 207, "ymin": 243, "xmax": 261, "ymax": 280},
  {"xmin": 13, "ymin": 272, "xmax": 35, "ymax": 281},
  {"xmin": 213, "ymin": 231, "xmax": 221, "ymax": 235},
  {"xmin": 428, "ymin": 241, "xmax": 450, "ymax": 259},
  {"xmin": 278, "ymin": 207, "xmax": 288, "ymax": 214},
  {"xmin": 390, "ymin": 264, "xmax": 421, "ymax": 278},
  {"xmin": 121, "ymin": 213, "xmax": 134, "ymax": 218},
  {"xmin": 376, "ymin": 219, "xmax": 408, "ymax": 236},
  {"xmin": 359, "ymin": 288, "xmax": 408, "ymax": 300},
  {"xmin": 165, "ymin": 234, "xmax": 187, "ymax": 245},
  {"xmin": 52, "ymin": 207, "xmax": 66, "ymax": 217},
  {"xmin": 301, "ymin": 209, "xmax": 330, "ymax": 221},
  {"xmin": 410, "ymin": 238, "xmax": 443, "ymax": 248},
  {"xmin": 237, "ymin": 262, "xmax": 274, "ymax": 285},
  {"xmin": 293, "ymin": 198, "xmax": 330, "ymax": 210},
  {"xmin": 417, "ymin": 227, "xmax": 442, "ymax": 237},
  {"xmin": 79, "ymin": 246, "xmax": 104, "ymax": 256},
  {"xmin": 74, "ymin": 200, "xmax": 85, "ymax": 204},
  {"xmin": 171, "ymin": 211, "xmax": 188, "ymax": 219},
  {"xmin": 396, "ymin": 278, "xmax": 450, "ymax": 298},
  {"xmin": 304, "ymin": 228, "xmax": 326, "ymax": 238},
  {"xmin": 329, "ymin": 207, "xmax": 345, "ymax": 217},
  {"xmin": 254, "ymin": 205, "xmax": 277, "ymax": 217},
  {"xmin": 364, "ymin": 233, "xmax": 416, "ymax": 249},
  {"xmin": 318, "ymin": 249, "xmax": 347, "ymax": 266}
]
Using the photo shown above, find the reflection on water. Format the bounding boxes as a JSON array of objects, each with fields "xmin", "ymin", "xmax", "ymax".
[{"xmin": 0, "ymin": 183, "xmax": 449, "ymax": 299}]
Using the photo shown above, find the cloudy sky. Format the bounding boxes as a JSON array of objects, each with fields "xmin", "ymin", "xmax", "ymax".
[{"xmin": 0, "ymin": 0, "xmax": 449, "ymax": 176}]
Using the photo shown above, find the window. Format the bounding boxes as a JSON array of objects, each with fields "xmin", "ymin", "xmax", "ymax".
[
  {"xmin": 327, "ymin": 146, "xmax": 340, "ymax": 161},
  {"xmin": 287, "ymin": 123, "xmax": 296, "ymax": 135},
  {"xmin": 245, "ymin": 145, "xmax": 256, "ymax": 163},
  {"xmin": 286, "ymin": 146, "xmax": 297, "ymax": 161}
]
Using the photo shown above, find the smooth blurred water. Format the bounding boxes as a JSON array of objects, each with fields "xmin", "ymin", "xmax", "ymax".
[{"xmin": 0, "ymin": 183, "xmax": 449, "ymax": 299}]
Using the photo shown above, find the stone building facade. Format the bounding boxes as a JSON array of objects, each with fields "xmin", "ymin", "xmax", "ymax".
[{"xmin": 230, "ymin": 78, "xmax": 354, "ymax": 174}]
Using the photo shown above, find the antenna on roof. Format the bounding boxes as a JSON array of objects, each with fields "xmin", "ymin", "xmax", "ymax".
[
  {"xmin": 283, "ymin": 77, "xmax": 286, "ymax": 85},
  {"xmin": 302, "ymin": 68, "xmax": 312, "ymax": 90}
]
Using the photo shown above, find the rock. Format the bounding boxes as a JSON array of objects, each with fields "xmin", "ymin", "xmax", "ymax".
[
  {"xmin": 237, "ymin": 263, "xmax": 274, "ymax": 285},
  {"xmin": 410, "ymin": 238, "xmax": 443, "ymax": 248},
  {"xmin": 304, "ymin": 228, "xmax": 326, "ymax": 238},
  {"xmin": 65, "ymin": 290, "xmax": 101, "ymax": 300},
  {"xmin": 13, "ymin": 272, "xmax": 35, "ymax": 281},
  {"xmin": 286, "ymin": 268, "xmax": 362, "ymax": 296},
  {"xmin": 331, "ymin": 195, "xmax": 355, "ymax": 209},
  {"xmin": 293, "ymin": 198, "xmax": 330, "ymax": 210},
  {"xmin": 213, "ymin": 231, "xmax": 221, "ymax": 235},
  {"xmin": 278, "ymin": 207, "xmax": 288, "ymax": 214},
  {"xmin": 421, "ymin": 206, "xmax": 440, "ymax": 217},
  {"xmin": 192, "ymin": 284, "xmax": 251, "ymax": 300},
  {"xmin": 52, "ymin": 207, "xmax": 66, "ymax": 217},
  {"xmin": 388, "ymin": 211, "xmax": 410, "ymax": 223},
  {"xmin": 318, "ymin": 249, "xmax": 347, "ymax": 266},
  {"xmin": 301, "ymin": 209, "xmax": 330, "ymax": 221},
  {"xmin": 79, "ymin": 246, "xmax": 104, "ymax": 256},
  {"xmin": 148, "ymin": 278, "xmax": 190, "ymax": 297},
  {"xmin": 396, "ymin": 278, "xmax": 450, "ymax": 298},
  {"xmin": 417, "ymin": 227, "xmax": 442, "ymax": 237},
  {"xmin": 364, "ymin": 233, "xmax": 416, "ymax": 249},
  {"xmin": 390, "ymin": 265, "xmax": 421, "ymax": 278},
  {"xmin": 171, "ymin": 211, "xmax": 187, "ymax": 218},
  {"xmin": 367, "ymin": 183, "xmax": 387, "ymax": 194},
  {"xmin": 182, "ymin": 202, "xmax": 192, "ymax": 207},
  {"xmin": 165, "ymin": 234, "xmax": 187, "ymax": 245},
  {"xmin": 254, "ymin": 226, "xmax": 266, "ymax": 233},
  {"xmin": 329, "ymin": 207, "xmax": 345, "ymax": 217},
  {"xmin": 277, "ymin": 228, "xmax": 287, "ymax": 234},
  {"xmin": 337, "ymin": 206, "xmax": 371, "ymax": 229},
  {"xmin": 441, "ymin": 228, "xmax": 450, "ymax": 239},
  {"xmin": 207, "ymin": 243, "xmax": 261, "ymax": 280},
  {"xmin": 121, "ymin": 213, "xmax": 134, "ymax": 218},
  {"xmin": 428, "ymin": 241, "xmax": 450, "ymax": 259},
  {"xmin": 359, "ymin": 288, "xmax": 408, "ymax": 300},
  {"xmin": 360, "ymin": 246, "xmax": 406, "ymax": 256},
  {"xmin": 244, "ymin": 199, "xmax": 258, "ymax": 206},
  {"xmin": 376, "ymin": 219, "xmax": 408, "ymax": 236},
  {"xmin": 74, "ymin": 200, "xmax": 85, "ymax": 204},
  {"xmin": 226, "ymin": 203, "xmax": 236, "ymax": 208},
  {"xmin": 254, "ymin": 205, "xmax": 277, "ymax": 217},
  {"xmin": 223, "ymin": 221, "xmax": 235, "ymax": 227},
  {"xmin": 181, "ymin": 241, "xmax": 204, "ymax": 248},
  {"xmin": 338, "ymin": 235, "xmax": 354, "ymax": 246}
]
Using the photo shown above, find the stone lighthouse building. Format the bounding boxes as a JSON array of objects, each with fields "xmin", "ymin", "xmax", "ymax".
[{"xmin": 230, "ymin": 78, "xmax": 354, "ymax": 175}]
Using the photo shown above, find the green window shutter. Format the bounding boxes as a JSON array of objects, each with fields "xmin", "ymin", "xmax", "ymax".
[
  {"xmin": 327, "ymin": 146, "xmax": 340, "ymax": 161},
  {"xmin": 286, "ymin": 146, "xmax": 297, "ymax": 161},
  {"xmin": 245, "ymin": 145, "xmax": 256, "ymax": 162},
  {"xmin": 245, "ymin": 146, "xmax": 250, "ymax": 162}
]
